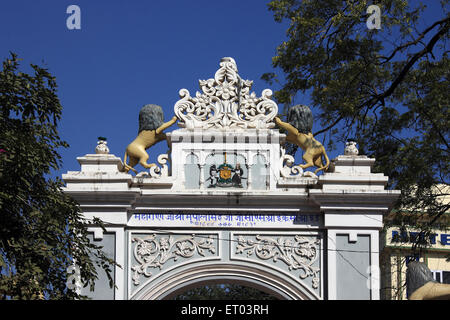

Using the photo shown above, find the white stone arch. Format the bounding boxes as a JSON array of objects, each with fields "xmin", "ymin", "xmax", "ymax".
[{"xmin": 133, "ymin": 263, "xmax": 316, "ymax": 300}]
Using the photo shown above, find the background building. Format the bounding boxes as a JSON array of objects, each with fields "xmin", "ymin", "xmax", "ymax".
[{"xmin": 381, "ymin": 186, "xmax": 450, "ymax": 300}]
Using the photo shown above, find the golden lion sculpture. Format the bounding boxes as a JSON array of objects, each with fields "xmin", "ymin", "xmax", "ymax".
[
  {"xmin": 274, "ymin": 105, "xmax": 329, "ymax": 174},
  {"xmin": 121, "ymin": 104, "xmax": 177, "ymax": 174}
]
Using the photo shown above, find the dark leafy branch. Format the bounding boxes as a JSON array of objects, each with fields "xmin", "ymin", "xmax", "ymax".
[
  {"xmin": 265, "ymin": 0, "xmax": 449, "ymax": 258},
  {"xmin": 0, "ymin": 53, "xmax": 119, "ymax": 299}
]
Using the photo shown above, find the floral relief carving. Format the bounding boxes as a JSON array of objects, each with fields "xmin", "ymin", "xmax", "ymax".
[
  {"xmin": 174, "ymin": 57, "xmax": 278, "ymax": 130},
  {"xmin": 131, "ymin": 234, "xmax": 216, "ymax": 285},
  {"xmin": 235, "ymin": 235, "xmax": 321, "ymax": 289}
]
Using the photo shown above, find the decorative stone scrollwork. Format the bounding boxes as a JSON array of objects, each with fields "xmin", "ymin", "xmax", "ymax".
[
  {"xmin": 280, "ymin": 152, "xmax": 304, "ymax": 178},
  {"xmin": 279, "ymin": 148, "xmax": 318, "ymax": 179},
  {"xmin": 235, "ymin": 235, "xmax": 321, "ymax": 289},
  {"xmin": 131, "ymin": 234, "xmax": 216, "ymax": 285},
  {"xmin": 135, "ymin": 154, "xmax": 170, "ymax": 179},
  {"xmin": 174, "ymin": 57, "xmax": 278, "ymax": 130},
  {"xmin": 149, "ymin": 154, "xmax": 170, "ymax": 178}
]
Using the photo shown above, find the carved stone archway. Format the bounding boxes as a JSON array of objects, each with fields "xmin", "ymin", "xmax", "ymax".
[{"xmin": 134, "ymin": 264, "xmax": 312, "ymax": 300}]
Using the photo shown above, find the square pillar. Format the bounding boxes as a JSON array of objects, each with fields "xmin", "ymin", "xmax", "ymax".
[{"xmin": 310, "ymin": 155, "xmax": 400, "ymax": 300}]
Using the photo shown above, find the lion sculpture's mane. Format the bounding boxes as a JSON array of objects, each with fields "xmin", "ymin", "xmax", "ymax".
[
  {"xmin": 139, "ymin": 104, "xmax": 164, "ymax": 133},
  {"xmin": 287, "ymin": 104, "xmax": 314, "ymax": 134},
  {"xmin": 406, "ymin": 261, "xmax": 436, "ymax": 297}
]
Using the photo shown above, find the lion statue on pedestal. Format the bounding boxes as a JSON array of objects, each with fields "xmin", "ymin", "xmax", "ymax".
[
  {"xmin": 121, "ymin": 104, "xmax": 177, "ymax": 174},
  {"xmin": 274, "ymin": 105, "xmax": 330, "ymax": 174}
]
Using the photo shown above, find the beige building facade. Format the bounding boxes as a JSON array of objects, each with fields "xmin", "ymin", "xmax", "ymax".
[{"xmin": 382, "ymin": 222, "xmax": 450, "ymax": 299}]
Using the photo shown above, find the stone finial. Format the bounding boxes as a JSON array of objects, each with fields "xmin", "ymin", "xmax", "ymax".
[
  {"xmin": 95, "ymin": 137, "xmax": 110, "ymax": 154},
  {"xmin": 344, "ymin": 140, "xmax": 358, "ymax": 156}
]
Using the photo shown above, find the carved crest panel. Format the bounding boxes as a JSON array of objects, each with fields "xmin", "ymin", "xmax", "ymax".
[{"xmin": 205, "ymin": 152, "xmax": 247, "ymax": 189}]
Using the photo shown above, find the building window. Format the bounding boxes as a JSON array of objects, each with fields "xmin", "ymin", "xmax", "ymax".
[{"xmin": 431, "ymin": 270, "xmax": 450, "ymax": 284}]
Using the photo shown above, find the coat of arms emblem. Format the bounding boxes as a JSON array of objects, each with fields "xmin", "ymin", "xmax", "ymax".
[{"xmin": 219, "ymin": 163, "xmax": 232, "ymax": 180}]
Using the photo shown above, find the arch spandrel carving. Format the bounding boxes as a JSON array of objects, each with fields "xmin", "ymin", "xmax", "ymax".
[{"xmin": 128, "ymin": 229, "xmax": 323, "ymax": 300}]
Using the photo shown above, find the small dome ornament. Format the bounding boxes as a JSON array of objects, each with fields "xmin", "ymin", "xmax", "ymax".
[
  {"xmin": 95, "ymin": 136, "xmax": 110, "ymax": 154},
  {"xmin": 344, "ymin": 139, "xmax": 359, "ymax": 156}
]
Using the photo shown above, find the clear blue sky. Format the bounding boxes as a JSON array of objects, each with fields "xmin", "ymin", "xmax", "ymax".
[
  {"xmin": 1, "ymin": 1, "xmax": 445, "ymax": 178},
  {"xmin": 1, "ymin": 0, "xmax": 294, "ymax": 177}
]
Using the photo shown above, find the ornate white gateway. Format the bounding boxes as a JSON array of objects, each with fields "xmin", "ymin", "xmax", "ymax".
[{"xmin": 63, "ymin": 58, "xmax": 400, "ymax": 300}]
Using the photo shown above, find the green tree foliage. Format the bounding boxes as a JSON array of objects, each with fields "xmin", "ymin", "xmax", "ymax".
[
  {"xmin": 173, "ymin": 283, "xmax": 278, "ymax": 300},
  {"xmin": 264, "ymin": 0, "xmax": 449, "ymax": 251},
  {"xmin": 0, "ymin": 53, "xmax": 117, "ymax": 299}
]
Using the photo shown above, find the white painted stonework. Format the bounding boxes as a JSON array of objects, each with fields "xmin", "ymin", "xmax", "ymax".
[
  {"xmin": 62, "ymin": 58, "xmax": 400, "ymax": 300},
  {"xmin": 174, "ymin": 57, "xmax": 277, "ymax": 130}
]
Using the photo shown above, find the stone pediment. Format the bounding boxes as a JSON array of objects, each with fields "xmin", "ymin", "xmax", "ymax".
[{"xmin": 174, "ymin": 57, "xmax": 278, "ymax": 130}]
